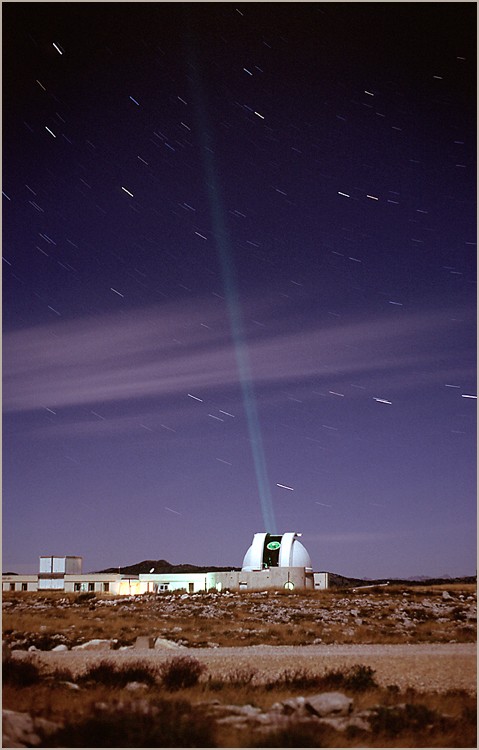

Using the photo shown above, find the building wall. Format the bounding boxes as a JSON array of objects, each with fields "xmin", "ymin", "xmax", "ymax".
[
  {"xmin": 213, "ymin": 567, "xmax": 314, "ymax": 591},
  {"xmin": 38, "ymin": 578, "xmax": 64, "ymax": 590},
  {"xmin": 139, "ymin": 572, "xmax": 210, "ymax": 594},
  {"xmin": 2, "ymin": 576, "xmax": 38, "ymax": 592},
  {"xmin": 3, "ymin": 568, "xmax": 328, "ymax": 594},
  {"xmin": 64, "ymin": 574, "xmax": 123, "ymax": 595},
  {"xmin": 137, "ymin": 568, "xmax": 314, "ymax": 593},
  {"xmin": 39, "ymin": 556, "xmax": 82, "ymax": 574},
  {"xmin": 313, "ymin": 572, "xmax": 329, "ymax": 590}
]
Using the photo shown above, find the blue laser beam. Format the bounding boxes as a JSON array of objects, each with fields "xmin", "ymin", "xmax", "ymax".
[{"xmin": 184, "ymin": 22, "xmax": 277, "ymax": 533}]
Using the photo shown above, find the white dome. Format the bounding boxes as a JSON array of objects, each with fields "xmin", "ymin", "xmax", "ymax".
[{"xmin": 242, "ymin": 532, "xmax": 312, "ymax": 572}]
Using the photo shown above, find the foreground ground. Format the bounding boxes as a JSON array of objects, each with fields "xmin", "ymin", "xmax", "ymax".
[
  {"xmin": 3, "ymin": 584, "xmax": 476, "ymax": 747},
  {"xmin": 9, "ymin": 642, "xmax": 476, "ymax": 693}
]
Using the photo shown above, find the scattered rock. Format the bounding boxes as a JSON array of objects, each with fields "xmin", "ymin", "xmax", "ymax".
[
  {"xmin": 442, "ymin": 591, "xmax": 453, "ymax": 601},
  {"xmin": 275, "ymin": 696, "xmax": 307, "ymax": 716},
  {"xmin": 51, "ymin": 644, "xmax": 68, "ymax": 652},
  {"xmin": 305, "ymin": 692, "xmax": 353, "ymax": 717},
  {"xmin": 125, "ymin": 681, "xmax": 149, "ymax": 691},
  {"xmin": 153, "ymin": 637, "xmax": 185, "ymax": 649},
  {"xmin": 60, "ymin": 681, "xmax": 80, "ymax": 690},
  {"xmin": 2, "ymin": 709, "xmax": 60, "ymax": 748},
  {"xmin": 72, "ymin": 639, "xmax": 112, "ymax": 651}
]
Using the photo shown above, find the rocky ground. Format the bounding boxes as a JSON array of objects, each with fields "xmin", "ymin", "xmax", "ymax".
[
  {"xmin": 3, "ymin": 585, "xmax": 477, "ymax": 649},
  {"xmin": 3, "ymin": 586, "xmax": 476, "ymax": 747}
]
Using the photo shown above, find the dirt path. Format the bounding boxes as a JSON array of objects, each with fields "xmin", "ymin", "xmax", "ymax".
[{"xmin": 17, "ymin": 643, "xmax": 476, "ymax": 693}]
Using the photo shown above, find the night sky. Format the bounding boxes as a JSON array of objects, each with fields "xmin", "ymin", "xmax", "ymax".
[{"xmin": 3, "ymin": 3, "xmax": 476, "ymax": 578}]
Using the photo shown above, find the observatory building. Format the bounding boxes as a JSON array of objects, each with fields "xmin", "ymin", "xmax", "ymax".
[
  {"xmin": 242, "ymin": 532, "xmax": 313, "ymax": 572},
  {"xmin": 3, "ymin": 532, "xmax": 329, "ymax": 594}
]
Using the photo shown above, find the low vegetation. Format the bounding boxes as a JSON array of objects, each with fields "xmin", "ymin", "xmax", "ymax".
[
  {"xmin": 3, "ymin": 586, "xmax": 476, "ymax": 747},
  {"xmin": 3, "ymin": 584, "xmax": 476, "ymax": 650},
  {"xmin": 3, "ymin": 655, "xmax": 476, "ymax": 747},
  {"xmin": 78, "ymin": 660, "xmax": 160, "ymax": 688},
  {"xmin": 39, "ymin": 699, "xmax": 216, "ymax": 748}
]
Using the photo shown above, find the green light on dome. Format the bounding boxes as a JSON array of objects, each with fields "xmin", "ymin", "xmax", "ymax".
[{"xmin": 266, "ymin": 541, "xmax": 281, "ymax": 550}]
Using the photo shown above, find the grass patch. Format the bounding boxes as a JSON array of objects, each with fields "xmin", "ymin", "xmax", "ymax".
[
  {"xmin": 370, "ymin": 702, "xmax": 441, "ymax": 736},
  {"xmin": 38, "ymin": 699, "xmax": 217, "ymax": 747},
  {"xmin": 2, "ymin": 657, "xmax": 42, "ymax": 687},
  {"xmin": 159, "ymin": 656, "xmax": 205, "ymax": 691},
  {"xmin": 248, "ymin": 722, "xmax": 330, "ymax": 747},
  {"xmin": 263, "ymin": 664, "xmax": 378, "ymax": 692},
  {"xmin": 78, "ymin": 660, "xmax": 160, "ymax": 688}
]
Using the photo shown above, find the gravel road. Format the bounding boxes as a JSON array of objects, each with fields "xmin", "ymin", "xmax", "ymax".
[{"xmin": 16, "ymin": 643, "xmax": 476, "ymax": 693}]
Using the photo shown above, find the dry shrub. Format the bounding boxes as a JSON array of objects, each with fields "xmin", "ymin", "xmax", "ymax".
[
  {"xmin": 48, "ymin": 667, "xmax": 75, "ymax": 683},
  {"xmin": 38, "ymin": 699, "xmax": 216, "ymax": 747},
  {"xmin": 3, "ymin": 657, "xmax": 41, "ymax": 687},
  {"xmin": 263, "ymin": 664, "xmax": 377, "ymax": 693},
  {"xmin": 321, "ymin": 664, "xmax": 378, "ymax": 692},
  {"xmin": 264, "ymin": 668, "xmax": 323, "ymax": 691},
  {"xmin": 225, "ymin": 667, "xmax": 258, "ymax": 685},
  {"xmin": 370, "ymin": 702, "xmax": 447, "ymax": 737},
  {"xmin": 248, "ymin": 721, "xmax": 328, "ymax": 747},
  {"xmin": 78, "ymin": 659, "xmax": 159, "ymax": 688},
  {"xmin": 159, "ymin": 656, "xmax": 205, "ymax": 691}
]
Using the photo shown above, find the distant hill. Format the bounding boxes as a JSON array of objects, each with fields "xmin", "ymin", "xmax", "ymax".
[
  {"xmin": 329, "ymin": 572, "xmax": 476, "ymax": 588},
  {"xmin": 94, "ymin": 559, "xmax": 241, "ymax": 575},
  {"xmin": 92, "ymin": 560, "xmax": 475, "ymax": 587}
]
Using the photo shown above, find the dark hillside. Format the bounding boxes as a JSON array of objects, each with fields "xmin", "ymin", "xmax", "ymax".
[
  {"xmin": 95, "ymin": 559, "xmax": 241, "ymax": 575},
  {"xmin": 93, "ymin": 561, "xmax": 475, "ymax": 587}
]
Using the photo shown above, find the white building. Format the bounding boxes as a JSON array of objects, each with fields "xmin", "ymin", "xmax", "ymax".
[{"xmin": 2, "ymin": 534, "xmax": 329, "ymax": 594}]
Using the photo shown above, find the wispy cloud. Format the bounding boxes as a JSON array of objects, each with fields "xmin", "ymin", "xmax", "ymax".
[{"xmin": 3, "ymin": 297, "xmax": 474, "ymax": 414}]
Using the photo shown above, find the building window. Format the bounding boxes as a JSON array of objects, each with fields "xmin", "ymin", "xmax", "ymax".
[
  {"xmin": 9, "ymin": 583, "xmax": 15, "ymax": 591},
  {"xmin": 158, "ymin": 584, "xmax": 169, "ymax": 591},
  {"xmin": 74, "ymin": 583, "xmax": 81, "ymax": 592},
  {"xmin": 188, "ymin": 583, "xmax": 194, "ymax": 593},
  {"xmin": 103, "ymin": 582, "xmax": 110, "ymax": 593},
  {"xmin": 88, "ymin": 582, "xmax": 95, "ymax": 592},
  {"xmin": 21, "ymin": 583, "xmax": 28, "ymax": 591}
]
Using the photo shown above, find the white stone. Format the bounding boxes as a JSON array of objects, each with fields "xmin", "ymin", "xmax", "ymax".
[
  {"xmin": 125, "ymin": 681, "xmax": 148, "ymax": 691},
  {"xmin": 153, "ymin": 637, "xmax": 185, "ymax": 649},
  {"xmin": 281, "ymin": 696, "xmax": 307, "ymax": 715},
  {"xmin": 72, "ymin": 639, "xmax": 112, "ymax": 651},
  {"xmin": 60, "ymin": 681, "xmax": 80, "ymax": 690},
  {"xmin": 51, "ymin": 644, "xmax": 68, "ymax": 652},
  {"xmin": 305, "ymin": 692, "xmax": 353, "ymax": 717},
  {"xmin": 2, "ymin": 709, "xmax": 59, "ymax": 748}
]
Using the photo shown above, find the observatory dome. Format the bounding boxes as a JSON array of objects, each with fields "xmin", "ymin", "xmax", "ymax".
[{"xmin": 242, "ymin": 532, "xmax": 312, "ymax": 572}]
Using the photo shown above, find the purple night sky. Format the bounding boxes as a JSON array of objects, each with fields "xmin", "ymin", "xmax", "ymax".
[{"xmin": 3, "ymin": 3, "xmax": 476, "ymax": 578}]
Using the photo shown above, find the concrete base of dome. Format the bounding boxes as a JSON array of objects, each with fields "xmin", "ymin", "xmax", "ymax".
[{"xmin": 213, "ymin": 566, "xmax": 314, "ymax": 591}]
